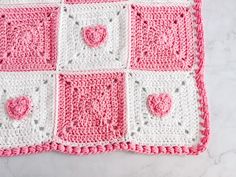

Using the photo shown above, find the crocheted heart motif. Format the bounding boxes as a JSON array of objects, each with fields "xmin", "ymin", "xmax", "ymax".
[
  {"xmin": 82, "ymin": 25, "xmax": 107, "ymax": 48},
  {"xmin": 147, "ymin": 93, "xmax": 172, "ymax": 117},
  {"xmin": 6, "ymin": 96, "xmax": 32, "ymax": 120}
]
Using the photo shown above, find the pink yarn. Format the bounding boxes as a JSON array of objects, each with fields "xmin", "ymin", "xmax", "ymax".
[
  {"xmin": 130, "ymin": 5, "xmax": 194, "ymax": 71},
  {"xmin": 57, "ymin": 72, "xmax": 126, "ymax": 144},
  {"xmin": 147, "ymin": 93, "xmax": 172, "ymax": 117},
  {"xmin": 0, "ymin": 7, "xmax": 59, "ymax": 71},
  {"xmin": 6, "ymin": 96, "xmax": 32, "ymax": 120},
  {"xmin": 82, "ymin": 25, "xmax": 108, "ymax": 48}
]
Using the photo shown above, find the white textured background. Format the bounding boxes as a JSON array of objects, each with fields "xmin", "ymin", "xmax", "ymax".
[{"xmin": 0, "ymin": 0, "xmax": 236, "ymax": 176}]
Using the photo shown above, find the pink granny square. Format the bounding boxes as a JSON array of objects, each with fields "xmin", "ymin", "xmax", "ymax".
[
  {"xmin": 0, "ymin": 7, "xmax": 59, "ymax": 71},
  {"xmin": 57, "ymin": 72, "xmax": 126, "ymax": 144},
  {"xmin": 130, "ymin": 5, "xmax": 195, "ymax": 71},
  {"xmin": 64, "ymin": 0, "xmax": 123, "ymax": 4}
]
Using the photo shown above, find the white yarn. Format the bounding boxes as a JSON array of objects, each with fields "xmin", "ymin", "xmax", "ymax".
[
  {"xmin": 126, "ymin": 71, "xmax": 201, "ymax": 147},
  {"xmin": 58, "ymin": 3, "xmax": 128, "ymax": 71},
  {"xmin": 0, "ymin": 73, "xmax": 55, "ymax": 149}
]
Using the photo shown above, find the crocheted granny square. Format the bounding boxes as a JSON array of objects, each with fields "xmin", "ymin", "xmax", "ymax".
[
  {"xmin": 0, "ymin": 73, "xmax": 55, "ymax": 151},
  {"xmin": 0, "ymin": 7, "xmax": 59, "ymax": 71},
  {"xmin": 130, "ymin": 5, "xmax": 194, "ymax": 71},
  {"xmin": 56, "ymin": 72, "xmax": 126, "ymax": 147},
  {"xmin": 126, "ymin": 71, "xmax": 200, "ymax": 146},
  {"xmin": 58, "ymin": 3, "xmax": 128, "ymax": 71}
]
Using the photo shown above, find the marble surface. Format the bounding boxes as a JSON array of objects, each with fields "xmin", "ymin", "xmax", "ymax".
[{"xmin": 0, "ymin": 0, "xmax": 236, "ymax": 176}]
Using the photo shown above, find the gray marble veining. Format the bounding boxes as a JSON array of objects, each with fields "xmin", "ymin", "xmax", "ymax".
[{"xmin": 0, "ymin": 0, "xmax": 236, "ymax": 176}]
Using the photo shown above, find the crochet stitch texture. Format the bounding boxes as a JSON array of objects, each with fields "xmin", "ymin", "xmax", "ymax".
[{"xmin": 0, "ymin": 0, "xmax": 209, "ymax": 156}]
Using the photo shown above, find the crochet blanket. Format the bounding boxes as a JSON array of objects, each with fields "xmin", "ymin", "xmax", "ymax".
[{"xmin": 0, "ymin": 0, "xmax": 209, "ymax": 156}]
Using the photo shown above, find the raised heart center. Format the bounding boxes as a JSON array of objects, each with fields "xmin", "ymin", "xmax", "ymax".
[
  {"xmin": 147, "ymin": 93, "xmax": 172, "ymax": 118},
  {"xmin": 6, "ymin": 96, "xmax": 32, "ymax": 120},
  {"xmin": 82, "ymin": 25, "xmax": 108, "ymax": 48}
]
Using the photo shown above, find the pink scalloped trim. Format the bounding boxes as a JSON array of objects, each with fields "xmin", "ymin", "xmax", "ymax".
[{"xmin": 0, "ymin": 142, "xmax": 52, "ymax": 157}]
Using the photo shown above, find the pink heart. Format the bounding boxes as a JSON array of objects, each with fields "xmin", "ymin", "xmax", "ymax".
[
  {"xmin": 6, "ymin": 96, "xmax": 32, "ymax": 120},
  {"xmin": 82, "ymin": 25, "xmax": 108, "ymax": 48},
  {"xmin": 147, "ymin": 93, "xmax": 172, "ymax": 117}
]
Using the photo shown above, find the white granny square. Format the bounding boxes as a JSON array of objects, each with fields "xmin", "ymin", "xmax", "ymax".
[
  {"xmin": 126, "ymin": 71, "xmax": 201, "ymax": 147},
  {"xmin": 0, "ymin": 73, "xmax": 55, "ymax": 149},
  {"xmin": 58, "ymin": 3, "xmax": 128, "ymax": 71}
]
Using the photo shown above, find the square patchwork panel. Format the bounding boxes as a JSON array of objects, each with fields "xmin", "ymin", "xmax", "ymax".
[
  {"xmin": 0, "ymin": 7, "xmax": 59, "ymax": 71},
  {"xmin": 0, "ymin": 0, "xmax": 209, "ymax": 156},
  {"xmin": 58, "ymin": 3, "xmax": 128, "ymax": 71},
  {"xmin": 126, "ymin": 71, "xmax": 201, "ymax": 147},
  {"xmin": 56, "ymin": 72, "xmax": 126, "ymax": 147},
  {"xmin": 130, "ymin": 5, "xmax": 195, "ymax": 71},
  {"xmin": 0, "ymin": 73, "xmax": 55, "ymax": 149}
]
